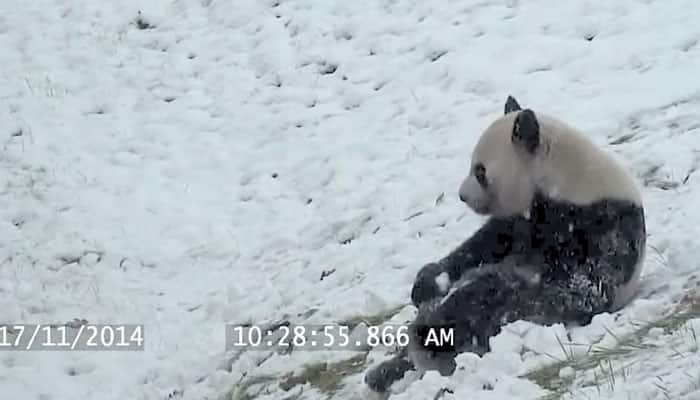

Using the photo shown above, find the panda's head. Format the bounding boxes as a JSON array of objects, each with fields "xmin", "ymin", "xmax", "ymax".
[
  {"xmin": 458, "ymin": 96, "xmax": 542, "ymax": 218},
  {"xmin": 458, "ymin": 96, "xmax": 642, "ymax": 218}
]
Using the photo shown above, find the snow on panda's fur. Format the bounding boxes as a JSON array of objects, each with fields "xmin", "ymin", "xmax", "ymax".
[{"xmin": 365, "ymin": 96, "xmax": 646, "ymax": 393}]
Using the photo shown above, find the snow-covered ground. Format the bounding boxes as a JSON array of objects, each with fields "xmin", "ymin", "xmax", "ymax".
[{"xmin": 2, "ymin": 0, "xmax": 700, "ymax": 399}]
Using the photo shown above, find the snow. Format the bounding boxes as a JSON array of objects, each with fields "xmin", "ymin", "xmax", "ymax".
[
  {"xmin": 2, "ymin": 0, "xmax": 700, "ymax": 399},
  {"xmin": 435, "ymin": 272, "xmax": 451, "ymax": 293}
]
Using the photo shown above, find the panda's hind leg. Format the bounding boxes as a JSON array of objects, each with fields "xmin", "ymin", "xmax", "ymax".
[
  {"xmin": 413, "ymin": 263, "xmax": 617, "ymax": 355},
  {"xmin": 411, "ymin": 265, "xmax": 534, "ymax": 354}
]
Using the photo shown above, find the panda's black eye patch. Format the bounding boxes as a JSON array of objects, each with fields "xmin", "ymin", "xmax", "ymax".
[{"xmin": 474, "ymin": 163, "xmax": 487, "ymax": 187}]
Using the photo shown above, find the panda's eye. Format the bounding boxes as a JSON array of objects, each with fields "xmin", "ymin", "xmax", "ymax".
[{"xmin": 474, "ymin": 163, "xmax": 487, "ymax": 187}]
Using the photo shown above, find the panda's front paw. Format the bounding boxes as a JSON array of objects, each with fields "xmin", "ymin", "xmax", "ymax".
[{"xmin": 411, "ymin": 262, "xmax": 450, "ymax": 307}]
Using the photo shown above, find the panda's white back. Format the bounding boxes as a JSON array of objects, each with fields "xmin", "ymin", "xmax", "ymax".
[{"xmin": 531, "ymin": 113, "xmax": 643, "ymax": 207}]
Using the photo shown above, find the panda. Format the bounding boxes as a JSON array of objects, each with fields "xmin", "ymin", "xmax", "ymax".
[{"xmin": 365, "ymin": 96, "xmax": 646, "ymax": 393}]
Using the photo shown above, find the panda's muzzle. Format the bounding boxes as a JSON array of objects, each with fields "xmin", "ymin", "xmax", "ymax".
[{"xmin": 460, "ymin": 193, "xmax": 491, "ymax": 215}]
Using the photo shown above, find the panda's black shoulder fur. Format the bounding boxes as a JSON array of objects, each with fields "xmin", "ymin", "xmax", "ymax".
[
  {"xmin": 472, "ymin": 191, "xmax": 646, "ymax": 284},
  {"xmin": 413, "ymin": 190, "xmax": 645, "ymax": 305}
]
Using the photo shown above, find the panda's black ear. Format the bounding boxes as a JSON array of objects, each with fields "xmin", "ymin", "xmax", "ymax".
[
  {"xmin": 512, "ymin": 109, "xmax": 540, "ymax": 153},
  {"xmin": 504, "ymin": 95, "xmax": 521, "ymax": 114}
]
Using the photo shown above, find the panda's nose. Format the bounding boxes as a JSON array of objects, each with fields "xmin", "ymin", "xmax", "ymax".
[{"xmin": 459, "ymin": 192, "xmax": 466, "ymax": 202}]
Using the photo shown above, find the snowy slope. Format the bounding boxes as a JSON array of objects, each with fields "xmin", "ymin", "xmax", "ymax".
[{"xmin": 1, "ymin": 0, "xmax": 700, "ymax": 399}]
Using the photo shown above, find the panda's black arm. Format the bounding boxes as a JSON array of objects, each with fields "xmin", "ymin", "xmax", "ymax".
[
  {"xmin": 411, "ymin": 217, "xmax": 517, "ymax": 306},
  {"xmin": 439, "ymin": 217, "xmax": 517, "ymax": 280}
]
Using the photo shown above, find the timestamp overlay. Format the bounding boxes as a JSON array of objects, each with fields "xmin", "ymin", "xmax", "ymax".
[
  {"xmin": 225, "ymin": 323, "xmax": 456, "ymax": 352},
  {"xmin": 0, "ymin": 324, "xmax": 144, "ymax": 351}
]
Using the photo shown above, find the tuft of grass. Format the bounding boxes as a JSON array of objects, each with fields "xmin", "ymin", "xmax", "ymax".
[
  {"xmin": 639, "ymin": 164, "xmax": 682, "ymax": 190},
  {"xmin": 555, "ymin": 333, "xmax": 577, "ymax": 363},
  {"xmin": 525, "ymin": 291, "xmax": 700, "ymax": 399},
  {"xmin": 230, "ymin": 374, "xmax": 279, "ymax": 400},
  {"xmin": 653, "ymin": 377, "xmax": 672, "ymax": 400},
  {"xmin": 278, "ymin": 353, "xmax": 368, "ymax": 393},
  {"xmin": 230, "ymin": 353, "xmax": 368, "ymax": 400},
  {"xmin": 229, "ymin": 306, "xmax": 406, "ymax": 399}
]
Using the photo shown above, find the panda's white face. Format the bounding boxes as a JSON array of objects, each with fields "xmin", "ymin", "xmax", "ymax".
[{"xmin": 459, "ymin": 112, "xmax": 537, "ymax": 218}]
